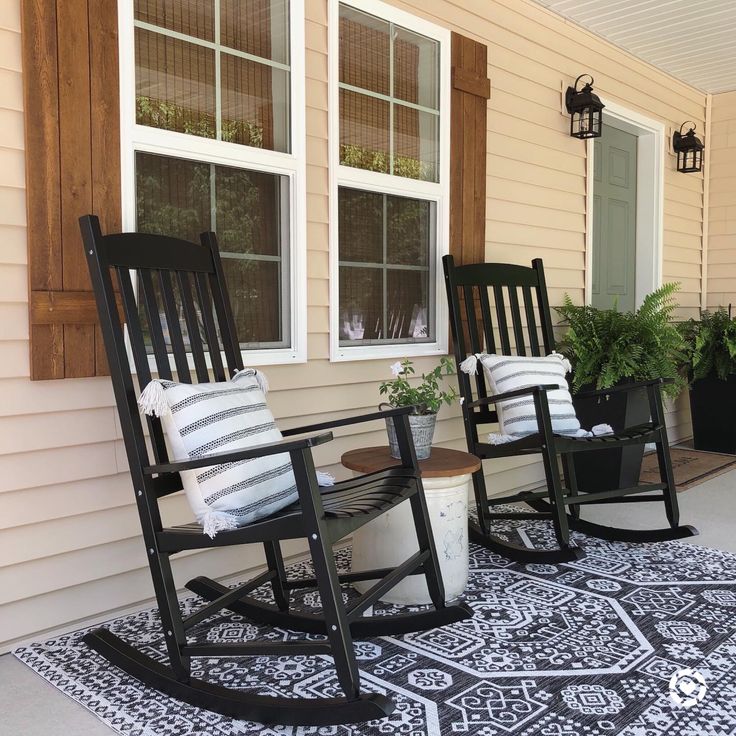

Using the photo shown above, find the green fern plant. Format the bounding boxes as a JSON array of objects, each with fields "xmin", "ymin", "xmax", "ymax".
[
  {"xmin": 555, "ymin": 283, "xmax": 685, "ymax": 399},
  {"xmin": 679, "ymin": 307, "xmax": 736, "ymax": 381}
]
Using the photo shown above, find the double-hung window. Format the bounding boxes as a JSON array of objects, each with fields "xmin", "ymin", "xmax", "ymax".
[
  {"xmin": 119, "ymin": 0, "xmax": 306, "ymax": 364},
  {"xmin": 329, "ymin": 0, "xmax": 450, "ymax": 361}
]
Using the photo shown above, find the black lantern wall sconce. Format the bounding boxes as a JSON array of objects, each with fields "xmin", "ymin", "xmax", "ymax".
[
  {"xmin": 565, "ymin": 74, "xmax": 605, "ymax": 139},
  {"xmin": 672, "ymin": 122, "xmax": 704, "ymax": 173}
]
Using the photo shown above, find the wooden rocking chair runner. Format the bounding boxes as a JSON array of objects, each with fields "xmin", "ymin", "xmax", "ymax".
[
  {"xmin": 80, "ymin": 215, "xmax": 472, "ymax": 727},
  {"xmin": 443, "ymin": 255, "xmax": 698, "ymax": 564}
]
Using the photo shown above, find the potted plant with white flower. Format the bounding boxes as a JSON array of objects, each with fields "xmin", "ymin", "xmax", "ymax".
[{"xmin": 379, "ymin": 357, "xmax": 459, "ymax": 459}]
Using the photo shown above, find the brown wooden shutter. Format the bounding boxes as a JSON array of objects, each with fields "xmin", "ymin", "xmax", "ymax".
[
  {"xmin": 22, "ymin": 0, "xmax": 121, "ymax": 380},
  {"xmin": 450, "ymin": 33, "xmax": 491, "ymax": 265}
]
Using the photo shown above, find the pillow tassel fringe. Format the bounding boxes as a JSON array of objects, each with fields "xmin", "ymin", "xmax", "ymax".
[
  {"xmin": 233, "ymin": 368, "xmax": 269, "ymax": 394},
  {"xmin": 460, "ymin": 354, "xmax": 481, "ymax": 375},
  {"xmin": 565, "ymin": 423, "xmax": 615, "ymax": 438},
  {"xmin": 488, "ymin": 432, "xmax": 515, "ymax": 444},
  {"xmin": 591, "ymin": 423, "xmax": 614, "ymax": 436},
  {"xmin": 138, "ymin": 380, "xmax": 170, "ymax": 418},
  {"xmin": 201, "ymin": 509, "xmax": 239, "ymax": 539},
  {"xmin": 550, "ymin": 351, "xmax": 573, "ymax": 374},
  {"xmin": 317, "ymin": 471, "xmax": 335, "ymax": 487},
  {"xmin": 254, "ymin": 369, "xmax": 269, "ymax": 394}
]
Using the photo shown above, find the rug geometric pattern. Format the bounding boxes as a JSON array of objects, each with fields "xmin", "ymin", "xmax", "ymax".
[{"xmin": 14, "ymin": 517, "xmax": 736, "ymax": 736}]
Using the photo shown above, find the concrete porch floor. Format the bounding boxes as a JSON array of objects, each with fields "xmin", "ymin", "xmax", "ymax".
[{"xmin": 2, "ymin": 466, "xmax": 735, "ymax": 735}]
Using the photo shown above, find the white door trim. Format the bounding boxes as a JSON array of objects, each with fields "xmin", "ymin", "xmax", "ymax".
[{"xmin": 585, "ymin": 99, "xmax": 665, "ymax": 308}]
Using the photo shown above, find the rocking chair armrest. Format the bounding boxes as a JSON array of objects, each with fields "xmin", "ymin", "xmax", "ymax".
[
  {"xmin": 467, "ymin": 384, "xmax": 559, "ymax": 409},
  {"xmin": 143, "ymin": 431, "xmax": 334, "ymax": 475},
  {"xmin": 574, "ymin": 378, "xmax": 672, "ymax": 400},
  {"xmin": 280, "ymin": 405, "xmax": 417, "ymax": 436}
]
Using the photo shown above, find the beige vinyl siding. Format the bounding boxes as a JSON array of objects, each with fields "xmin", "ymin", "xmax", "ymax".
[
  {"xmin": 706, "ymin": 91, "xmax": 736, "ymax": 310},
  {"xmin": 0, "ymin": 0, "xmax": 708, "ymax": 650}
]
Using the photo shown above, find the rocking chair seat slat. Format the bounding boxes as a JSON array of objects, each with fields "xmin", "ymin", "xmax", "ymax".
[
  {"xmin": 475, "ymin": 423, "xmax": 662, "ymax": 459},
  {"xmin": 553, "ymin": 424, "xmax": 661, "ymax": 448},
  {"xmin": 158, "ymin": 469, "xmax": 418, "ymax": 550}
]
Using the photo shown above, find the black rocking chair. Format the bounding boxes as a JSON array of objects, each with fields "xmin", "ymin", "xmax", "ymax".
[
  {"xmin": 443, "ymin": 255, "xmax": 698, "ymax": 564},
  {"xmin": 80, "ymin": 215, "xmax": 472, "ymax": 727}
]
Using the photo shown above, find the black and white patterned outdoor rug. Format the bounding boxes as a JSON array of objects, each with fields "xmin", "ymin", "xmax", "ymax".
[{"xmin": 14, "ymin": 518, "xmax": 736, "ymax": 736}]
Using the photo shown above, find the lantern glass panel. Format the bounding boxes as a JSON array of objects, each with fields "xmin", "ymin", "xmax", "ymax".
[
  {"xmin": 678, "ymin": 148, "xmax": 702, "ymax": 173},
  {"xmin": 571, "ymin": 110, "xmax": 580, "ymax": 136},
  {"xmin": 580, "ymin": 109, "xmax": 591, "ymax": 135},
  {"xmin": 587, "ymin": 107, "xmax": 600, "ymax": 137},
  {"xmin": 570, "ymin": 105, "xmax": 601, "ymax": 139}
]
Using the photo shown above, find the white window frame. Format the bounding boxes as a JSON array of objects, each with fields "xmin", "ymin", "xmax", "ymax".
[
  {"xmin": 117, "ymin": 0, "xmax": 307, "ymax": 367},
  {"xmin": 328, "ymin": 0, "xmax": 451, "ymax": 362}
]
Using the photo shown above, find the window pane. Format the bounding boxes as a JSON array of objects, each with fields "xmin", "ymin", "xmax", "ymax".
[
  {"xmin": 338, "ymin": 188, "xmax": 383, "ymax": 263},
  {"xmin": 337, "ymin": 3, "xmax": 441, "ymax": 182},
  {"xmin": 135, "ymin": 153, "xmax": 211, "ymax": 353},
  {"xmin": 135, "ymin": 152, "xmax": 289, "ymax": 349},
  {"xmin": 134, "ymin": 1, "xmax": 291, "ymax": 151},
  {"xmin": 387, "ymin": 196, "xmax": 431, "ymax": 266},
  {"xmin": 339, "ymin": 266, "xmax": 383, "ymax": 342},
  {"xmin": 394, "ymin": 104, "xmax": 439, "ymax": 182},
  {"xmin": 135, "ymin": 29, "xmax": 216, "ymax": 139},
  {"xmin": 135, "ymin": 0, "xmax": 214, "ymax": 42},
  {"xmin": 393, "ymin": 27, "xmax": 439, "ymax": 110},
  {"xmin": 339, "ymin": 5, "xmax": 390, "ymax": 96},
  {"xmin": 221, "ymin": 0, "xmax": 289, "ymax": 64},
  {"xmin": 340, "ymin": 89, "xmax": 389, "ymax": 173},
  {"xmin": 338, "ymin": 188, "xmax": 434, "ymax": 346},
  {"xmin": 221, "ymin": 54, "xmax": 290, "ymax": 151},
  {"xmin": 215, "ymin": 167, "xmax": 284, "ymax": 257},
  {"xmin": 136, "ymin": 152, "xmax": 211, "ymax": 240},
  {"xmin": 387, "ymin": 268, "xmax": 431, "ymax": 340},
  {"xmin": 223, "ymin": 259, "xmax": 283, "ymax": 345}
]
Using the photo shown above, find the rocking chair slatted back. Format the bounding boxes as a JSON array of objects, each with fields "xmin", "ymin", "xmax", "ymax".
[
  {"xmin": 80, "ymin": 215, "xmax": 243, "ymax": 498},
  {"xmin": 443, "ymin": 253, "xmax": 696, "ymax": 566},
  {"xmin": 443, "ymin": 255, "xmax": 556, "ymax": 427}
]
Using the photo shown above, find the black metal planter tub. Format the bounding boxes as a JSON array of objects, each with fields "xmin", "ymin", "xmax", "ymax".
[
  {"xmin": 572, "ymin": 381, "xmax": 650, "ymax": 492},
  {"xmin": 689, "ymin": 374, "xmax": 736, "ymax": 454}
]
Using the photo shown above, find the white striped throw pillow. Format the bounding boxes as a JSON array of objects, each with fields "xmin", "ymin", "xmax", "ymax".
[
  {"xmin": 461, "ymin": 352, "xmax": 611, "ymax": 444},
  {"xmin": 139, "ymin": 369, "xmax": 311, "ymax": 538}
]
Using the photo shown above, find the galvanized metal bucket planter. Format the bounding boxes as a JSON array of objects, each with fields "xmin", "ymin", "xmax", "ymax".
[{"xmin": 380, "ymin": 404, "xmax": 437, "ymax": 460}]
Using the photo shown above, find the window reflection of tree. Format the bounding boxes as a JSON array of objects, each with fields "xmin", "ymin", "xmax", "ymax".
[
  {"xmin": 136, "ymin": 153, "xmax": 283, "ymax": 349},
  {"xmin": 338, "ymin": 188, "xmax": 431, "ymax": 344}
]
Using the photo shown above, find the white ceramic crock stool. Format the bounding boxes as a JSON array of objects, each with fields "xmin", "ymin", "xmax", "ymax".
[{"xmin": 341, "ymin": 446, "xmax": 481, "ymax": 605}]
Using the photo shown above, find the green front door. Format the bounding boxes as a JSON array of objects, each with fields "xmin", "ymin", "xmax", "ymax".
[{"xmin": 592, "ymin": 123, "xmax": 637, "ymax": 312}]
